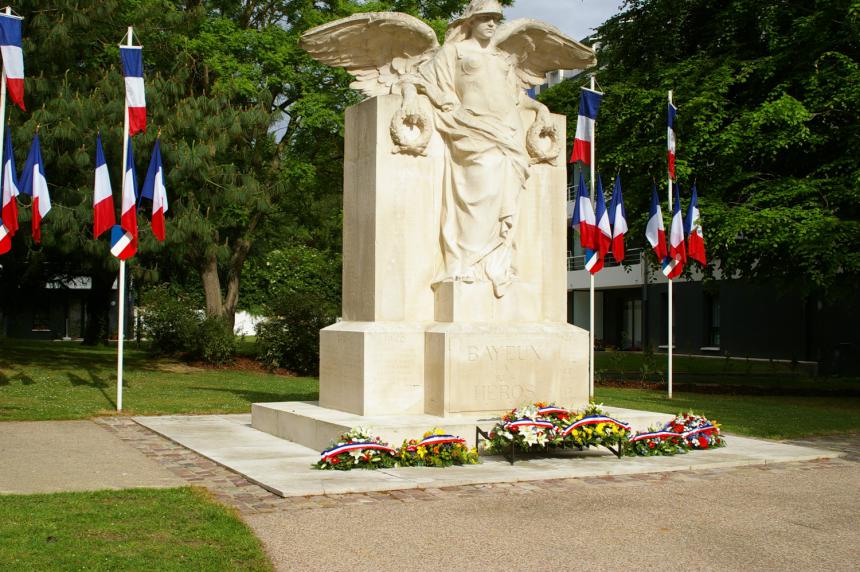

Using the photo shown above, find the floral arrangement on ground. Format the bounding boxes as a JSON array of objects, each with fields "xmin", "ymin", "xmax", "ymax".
[
  {"xmin": 398, "ymin": 428, "xmax": 480, "ymax": 467},
  {"xmin": 626, "ymin": 412, "xmax": 725, "ymax": 456},
  {"xmin": 482, "ymin": 402, "xmax": 631, "ymax": 454},
  {"xmin": 314, "ymin": 427, "xmax": 478, "ymax": 470},
  {"xmin": 314, "ymin": 428, "xmax": 399, "ymax": 470}
]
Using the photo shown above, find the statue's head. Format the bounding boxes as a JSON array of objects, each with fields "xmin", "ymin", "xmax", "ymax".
[
  {"xmin": 461, "ymin": 0, "xmax": 504, "ymax": 21},
  {"xmin": 447, "ymin": 0, "xmax": 503, "ymax": 43}
]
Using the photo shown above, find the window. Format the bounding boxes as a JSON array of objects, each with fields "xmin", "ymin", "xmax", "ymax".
[{"xmin": 707, "ymin": 295, "xmax": 721, "ymax": 347}]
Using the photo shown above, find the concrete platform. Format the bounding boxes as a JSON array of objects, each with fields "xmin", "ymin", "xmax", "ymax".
[
  {"xmin": 134, "ymin": 409, "xmax": 843, "ymax": 498},
  {"xmin": 251, "ymin": 401, "xmax": 676, "ymax": 451}
]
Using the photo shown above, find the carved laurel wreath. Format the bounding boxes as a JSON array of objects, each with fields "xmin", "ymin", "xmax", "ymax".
[
  {"xmin": 390, "ymin": 106, "xmax": 433, "ymax": 156},
  {"xmin": 526, "ymin": 118, "xmax": 560, "ymax": 165}
]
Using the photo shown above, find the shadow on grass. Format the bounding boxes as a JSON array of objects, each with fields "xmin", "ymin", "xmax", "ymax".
[
  {"xmin": 12, "ymin": 372, "xmax": 35, "ymax": 385},
  {"xmin": 189, "ymin": 386, "xmax": 319, "ymax": 404},
  {"xmin": 0, "ymin": 340, "xmax": 163, "ymax": 373},
  {"xmin": 67, "ymin": 372, "xmax": 117, "ymax": 409}
]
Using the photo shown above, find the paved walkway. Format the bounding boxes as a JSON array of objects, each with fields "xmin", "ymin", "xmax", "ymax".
[
  {"xmin": 0, "ymin": 420, "xmax": 184, "ymax": 494},
  {"xmin": 3, "ymin": 418, "xmax": 858, "ymax": 570}
]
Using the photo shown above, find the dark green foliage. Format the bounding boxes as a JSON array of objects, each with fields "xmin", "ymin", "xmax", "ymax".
[
  {"xmin": 255, "ymin": 292, "xmax": 338, "ymax": 375},
  {"xmin": 194, "ymin": 316, "xmax": 238, "ymax": 366},
  {"xmin": 140, "ymin": 285, "xmax": 202, "ymax": 355},
  {"xmin": 540, "ymin": 0, "xmax": 860, "ymax": 294}
]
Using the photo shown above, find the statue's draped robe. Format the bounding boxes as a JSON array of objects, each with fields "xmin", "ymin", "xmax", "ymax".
[{"xmin": 421, "ymin": 41, "xmax": 531, "ymax": 294}]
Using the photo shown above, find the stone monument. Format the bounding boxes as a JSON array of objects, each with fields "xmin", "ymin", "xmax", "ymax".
[{"xmin": 252, "ymin": 1, "xmax": 596, "ymax": 448}]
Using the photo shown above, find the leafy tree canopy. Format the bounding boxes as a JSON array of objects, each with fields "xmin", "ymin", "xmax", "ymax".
[{"xmin": 541, "ymin": 0, "xmax": 860, "ymax": 295}]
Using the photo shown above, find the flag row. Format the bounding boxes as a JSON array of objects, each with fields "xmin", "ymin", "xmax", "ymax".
[
  {"xmin": 0, "ymin": 131, "xmax": 167, "ymax": 257},
  {"xmin": 569, "ymin": 85, "xmax": 706, "ymax": 279},
  {"xmin": 0, "ymin": 12, "xmax": 166, "ymax": 259}
]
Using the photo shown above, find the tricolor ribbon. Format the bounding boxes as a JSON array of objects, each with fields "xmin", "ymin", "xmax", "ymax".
[
  {"xmin": 679, "ymin": 424, "xmax": 716, "ymax": 439},
  {"xmin": 560, "ymin": 415, "xmax": 632, "ymax": 437},
  {"xmin": 537, "ymin": 406, "xmax": 569, "ymax": 416},
  {"xmin": 418, "ymin": 435, "xmax": 466, "ymax": 447},
  {"xmin": 503, "ymin": 418, "xmax": 555, "ymax": 431},
  {"xmin": 320, "ymin": 442, "xmax": 396, "ymax": 462}
]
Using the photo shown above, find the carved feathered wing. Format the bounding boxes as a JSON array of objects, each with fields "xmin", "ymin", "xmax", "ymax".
[
  {"xmin": 300, "ymin": 12, "xmax": 440, "ymax": 98},
  {"xmin": 494, "ymin": 19, "xmax": 597, "ymax": 89}
]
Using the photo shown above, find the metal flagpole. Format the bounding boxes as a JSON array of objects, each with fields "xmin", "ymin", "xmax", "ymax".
[
  {"xmin": 0, "ymin": 7, "xmax": 13, "ymax": 166},
  {"xmin": 588, "ymin": 74, "xmax": 596, "ymax": 400},
  {"xmin": 667, "ymin": 90, "xmax": 674, "ymax": 399},
  {"xmin": 116, "ymin": 26, "xmax": 133, "ymax": 412}
]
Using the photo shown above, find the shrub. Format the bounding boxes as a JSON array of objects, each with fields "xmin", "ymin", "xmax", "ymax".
[
  {"xmin": 193, "ymin": 316, "xmax": 238, "ymax": 366},
  {"xmin": 140, "ymin": 285, "xmax": 201, "ymax": 355},
  {"xmin": 256, "ymin": 291, "xmax": 338, "ymax": 376}
]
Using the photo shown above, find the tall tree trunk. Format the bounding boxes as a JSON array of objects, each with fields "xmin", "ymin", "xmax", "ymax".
[
  {"xmin": 223, "ymin": 237, "xmax": 251, "ymax": 332},
  {"xmin": 83, "ymin": 271, "xmax": 114, "ymax": 346},
  {"xmin": 201, "ymin": 252, "xmax": 225, "ymax": 319}
]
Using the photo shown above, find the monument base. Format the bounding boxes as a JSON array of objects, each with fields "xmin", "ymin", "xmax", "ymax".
[
  {"xmin": 251, "ymin": 401, "xmax": 497, "ymax": 451},
  {"xmin": 425, "ymin": 322, "xmax": 589, "ymax": 416}
]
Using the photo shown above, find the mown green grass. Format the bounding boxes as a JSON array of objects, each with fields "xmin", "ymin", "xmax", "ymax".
[
  {"xmin": 0, "ymin": 487, "xmax": 272, "ymax": 571},
  {"xmin": 595, "ymin": 387, "xmax": 860, "ymax": 439},
  {"xmin": 0, "ymin": 339, "xmax": 317, "ymax": 421}
]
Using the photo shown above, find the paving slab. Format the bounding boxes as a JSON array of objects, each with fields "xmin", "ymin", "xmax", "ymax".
[
  {"xmin": 0, "ymin": 420, "xmax": 185, "ymax": 494},
  {"xmin": 134, "ymin": 411, "xmax": 842, "ymax": 498}
]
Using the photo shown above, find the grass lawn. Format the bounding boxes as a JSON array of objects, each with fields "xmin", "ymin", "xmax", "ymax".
[
  {"xmin": 0, "ymin": 339, "xmax": 317, "ymax": 421},
  {"xmin": 0, "ymin": 487, "xmax": 271, "ymax": 571},
  {"xmin": 595, "ymin": 387, "xmax": 860, "ymax": 439}
]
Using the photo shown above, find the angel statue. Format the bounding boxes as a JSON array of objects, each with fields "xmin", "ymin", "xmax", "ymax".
[{"xmin": 301, "ymin": 0, "xmax": 596, "ymax": 297}]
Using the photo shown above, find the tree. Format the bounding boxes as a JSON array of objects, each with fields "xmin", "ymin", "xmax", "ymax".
[{"xmin": 540, "ymin": 0, "xmax": 860, "ymax": 294}]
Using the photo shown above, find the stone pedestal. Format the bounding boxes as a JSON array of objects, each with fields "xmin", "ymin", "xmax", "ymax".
[{"xmin": 425, "ymin": 322, "xmax": 589, "ymax": 416}]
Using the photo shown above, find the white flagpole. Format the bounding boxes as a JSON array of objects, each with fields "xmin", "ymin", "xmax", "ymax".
[
  {"xmin": 667, "ymin": 90, "xmax": 674, "ymax": 400},
  {"xmin": 0, "ymin": 7, "xmax": 13, "ymax": 165},
  {"xmin": 116, "ymin": 26, "xmax": 133, "ymax": 412},
  {"xmin": 588, "ymin": 74, "xmax": 597, "ymax": 401}
]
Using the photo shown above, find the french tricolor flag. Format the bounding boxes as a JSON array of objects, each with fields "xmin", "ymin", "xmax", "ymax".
[
  {"xmin": 571, "ymin": 172, "xmax": 596, "ymax": 250},
  {"xmin": 662, "ymin": 184, "xmax": 687, "ymax": 279},
  {"xmin": 120, "ymin": 46, "xmax": 145, "ymax": 136},
  {"xmin": 141, "ymin": 138, "xmax": 167, "ymax": 241},
  {"xmin": 116, "ymin": 136, "xmax": 137, "ymax": 260},
  {"xmin": 608, "ymin": 175, "xmax": 627, "ymax": 263},
  {"xmin": 645, "ymin": 185, "xmax": 667, "ymax": 260},
  {"xmin": 1, "ymin": 130, "xmax": 19, "ymax": 238},
  {"xmin": 585, "ymin": 176, "xmax": 611, "ymax": 274},
  {"xmin": 685, "ymin": 183, "xmax": 706, "ymax": 265},
  {"xmin": 19, "ymin": 133, "xmax": 49, "ymax": 243},
  {"xmin": 93, "ymin": 133, "xmax": 115, "ymax": 239},
  {"xmin": 0, "ymin": 13, "xmax": 25, "ymax": 111},
  {"xmin": 667, "ymin": 101, "xmax": 677, "ymax": 180},
  {"xmin": 569, "ymin": 87, "xmax": 602, "ymax": 164}
]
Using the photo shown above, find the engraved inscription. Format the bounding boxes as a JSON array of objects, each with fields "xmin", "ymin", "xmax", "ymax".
[
  {"xmin": 466, "ymin": 345, "xmax": 542, "ymax": 362},
  {"xmin": 473, "ymin": 383, "xmax": 536, "ymax": 402}
]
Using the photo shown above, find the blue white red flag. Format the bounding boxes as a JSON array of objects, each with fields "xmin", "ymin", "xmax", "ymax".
[
  {"xmin": 645, "ymin": 185, "xmax": 667, "ymax": 260},
  {"xmin": 608, "ymin": 175, "xmax": 627, "ymax": 263},
  {"xmin": 93, "ymin": 133, "xmax": 115, "ymax": 239},
  {"xmin": 120, "ymin": 46, "xmax": 146, "ymax": 136},
  {"xmin": 587, "ymin": 174, "xmax": 612, "ymax": 274},
  {"xmin": 569, "ymin": 87, "xmax": 602, "ymax": 164},
  {"xmin": 662, "ymin": 184, "xmax": 687, "ymax": 279},
  {"xmin": 141, "ymin": 138, "xmax": 167, "ymax": 241},
  {"xmin": 1, "ymin": 130, "xmax": 19, "ymax": 238},
  {"xmin": 667, "ymin": 101, "xmax": 677, "ymax": 180},
  {"xmin": 685, "ymin": 183, "xmax": 706, "ymax": 265},
  {"xmin": 0, "ymin": 13, "xmax": 25, "ymax": 111},
  {"xmin": 117, "ymin": 136, "xmax": 138, "ymax": 260},
  {"xmin": 110, "ymin": 224, "xmax": 134, "ymax": 259},
  {"xmin": 571, "ymin": 172, "xmax": 596, "ymax": 249},
  {"xmin": 19, "ymin": 133, "xmax": 49, "ymax": 243}
]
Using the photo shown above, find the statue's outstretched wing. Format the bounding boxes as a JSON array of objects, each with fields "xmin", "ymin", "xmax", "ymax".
[
  {"xmin": 300, "ymin": 12, "xmax": 440, "ymax": 98},
  {"xmin": 494, "ymin": 19, "xmax": 597, "ymax": 88}
]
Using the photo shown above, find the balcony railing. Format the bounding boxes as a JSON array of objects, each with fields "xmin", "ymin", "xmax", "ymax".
[{"xmin": 567, "ymin": 247, "xmax": 644, "ymax": 271}]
